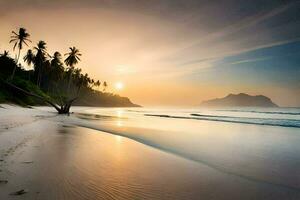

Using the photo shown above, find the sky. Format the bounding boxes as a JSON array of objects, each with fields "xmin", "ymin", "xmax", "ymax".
[{"xmin": 0, "ymin": 0, "xmax": 299, "ymax": 107}]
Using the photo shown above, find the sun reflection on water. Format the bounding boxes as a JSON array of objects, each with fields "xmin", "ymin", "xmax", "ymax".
[
  {"xmin": 117, "ymin": 121, "xmax": 123, "ymax": 127},
  {"xmin": 116, "ymin": 110, "xmax": 123, "ymax": 118}
]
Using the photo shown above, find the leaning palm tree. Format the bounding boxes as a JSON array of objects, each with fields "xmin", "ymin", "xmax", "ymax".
[
  {"xmin": 9, "ymin": 28, "xmax": 31, "ymax": 80},
  {"xmin": 64, "ymin": 47, "xmax": 81, "ymax": 93}
]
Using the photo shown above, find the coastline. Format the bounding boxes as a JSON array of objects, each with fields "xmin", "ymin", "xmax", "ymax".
[{"xmin": 1, "ymin": 105, "xmax": 300, "ymax": 199}]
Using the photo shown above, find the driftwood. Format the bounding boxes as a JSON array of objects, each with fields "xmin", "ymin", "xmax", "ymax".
[{"xmin": 1, "ymin": 79, "xmax": 77, "ymax": 114}]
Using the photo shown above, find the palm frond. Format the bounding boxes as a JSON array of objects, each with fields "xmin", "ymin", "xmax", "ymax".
[
  {"xmin": 23, "ymin": 40, "xmax": 29, "ymax": 46},
  {"xmin": 24, "ymin": 38, "xmax": 32, "ymax": 42},
  {"xmin": 13, "ymin": 42, "xmax": 17, "ymax": 50},
  {"xmin": 9, "ymin": 39, "xmax": 17, "ymax": 43},
  {"xmin": 11, "ymin": 31, "xmax": 18, "ymax": 36}
]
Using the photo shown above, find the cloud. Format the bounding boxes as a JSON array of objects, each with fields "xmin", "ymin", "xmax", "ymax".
[
  {"xmin": 179, "ymin": 58, "xmax": 217, "ymax": 66},
  {"xmin": 0, "ymin": 0, "xmax": 299, "ymax": 106},
  {"xmin": 230, "ymin": 57, "xmax": 272, "ymax": 65},
  {"xmin": 160, "ymin": 1, "xmax": 300, "ymax": 73}
]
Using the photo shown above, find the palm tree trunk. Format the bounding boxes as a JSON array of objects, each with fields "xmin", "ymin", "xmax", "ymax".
[
  {"xmin": 17, "ymin": 48, "xmax": 21, "ymax": 63},
  {"xmin": 37, "ymin": 60, "xmax": 43, "ymax": 87},
  {"xmin": 10, "ymin": 49, "xmax": 21, "ymax": 80},
  {"xmin": 67, "ymin": 67, "xmax": 73, "ymax": 94},
  {"xmin": 28, "ymin": 70, "xmax": 31, "ymax": 81},
  {"xmin": 67, "ymin": 75, "xmax": 72, "ymax": 92},
  {"xmin": 76, "ymin": 84, "xmax": 82, "ymax": 96},
  {"xmin": 36, "ymin": 67, "xmax": 40, "ymax": 86}
]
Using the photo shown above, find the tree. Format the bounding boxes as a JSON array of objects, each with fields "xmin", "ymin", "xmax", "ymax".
[
  {"xmin": 73, "ymin": 68, "xmax": 82, "ymax": 92},
  {"xmin": 90, "ymin": 79, "xmax": 95, "ymax": 89},
  {"xmin": 2, "ymin": 28, "xmax": 125, "ymax": 114},
  {"xmin": 9, "ymin": 28, "xmax": 31, "ymax": 80},
  {"xmin": 95, "ymin": 80, "xmax": 101, "ymax": 90},
  {"xmin": 50, "ymin": 51, "xmax": 64, "ymax": 81},
  {"xmin": 51, "ymin": 52, "xmax": 63, "ymax": 67},
  {"xmin": 64, "ymin": 47, "xmax": 81, "ymax": 93},
  {"xmin": 23, "ymin": 49, "xmax": 35, "ymax": 67},
  {"xmin": 34, "ymin": 41, "xmax": 48, "ymax": 86},
  {"xmin": 103, "ymin": 81, "xmax": 108, "ymax": 92},
  {"xmin": 0, "ymin": 50, "xmax": 9, "ymax": 58}
]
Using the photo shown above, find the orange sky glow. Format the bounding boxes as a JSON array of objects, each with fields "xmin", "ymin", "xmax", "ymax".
[{"xmin": 0, "ymin": 1, "xmax": 299, "ymax": 107}]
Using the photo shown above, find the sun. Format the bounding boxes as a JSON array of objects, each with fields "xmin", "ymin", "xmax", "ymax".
[{"xmin": 115, "ymin": 82, "xmax": 124, "ymax": 90}]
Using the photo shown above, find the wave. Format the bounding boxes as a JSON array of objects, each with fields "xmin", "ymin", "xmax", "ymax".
[
  {"xmin": 217, "ymin": 109, "xmax": 300, "ymax": 115},
  {"xmin": 145, "ymin": 114, "xmax": 300, "ymax": 128},
  {"xmin": 65, "ymin": 115, "xmax": 300, "ymax": 192},
  {"xmin": 190, "ymin": 113, "xmax": 294, "ymax": 121},
  {"xmin": 127, "ymin": 108, "xmax": 300, "ymax": 116}
]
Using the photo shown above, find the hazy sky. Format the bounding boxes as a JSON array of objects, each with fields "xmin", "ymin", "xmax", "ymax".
[{"xmin": 0, "ymin": 0, "xmax": 299, "ymax": 106}]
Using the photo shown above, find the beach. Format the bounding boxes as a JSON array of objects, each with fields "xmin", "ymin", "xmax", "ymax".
[{"xmin": 1, "ymin": 105, "xmax": 300, "ymax": 199}]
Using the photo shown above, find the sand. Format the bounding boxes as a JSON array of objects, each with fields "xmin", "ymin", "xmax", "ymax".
[{"xmin": 0, "ymin": 105, "xmax": 300, "ymax": 199}]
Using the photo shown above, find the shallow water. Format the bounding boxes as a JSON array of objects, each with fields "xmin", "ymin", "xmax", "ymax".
[
  {"xmin": 2, "ymin": 120, "xmax": 300, "ymax": 199},
  {"xmin": 2, "ymin": 106, "xmax": 300, "ymax": 199},
  {"xmin": 65, "ymin": 107, "xmax": 300, "ymax": 191}
]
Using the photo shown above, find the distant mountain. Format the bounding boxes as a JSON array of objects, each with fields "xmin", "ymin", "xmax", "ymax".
[{"xmin": 200, "ymin": 93, "xmax": 278, "ymax": 107}]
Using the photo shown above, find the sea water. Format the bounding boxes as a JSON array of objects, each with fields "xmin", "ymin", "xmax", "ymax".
[{"xmin": 69, "ymin": 106, "xmax": 300, "ymax": 191}]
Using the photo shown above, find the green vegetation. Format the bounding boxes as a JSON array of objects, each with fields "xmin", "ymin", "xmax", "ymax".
[
  {"xmin": 0, "ymin": 77, "xmax": 49, "ymax": 106},
  {"xmin": 0, "ymin": 28, "xmax": 139, "ymax": 110}
]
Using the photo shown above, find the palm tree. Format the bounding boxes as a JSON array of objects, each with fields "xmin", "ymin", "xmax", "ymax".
[
  {"xmin": 34, "ymin": 41, "xmax": 47, "ymax": 56},
  {"xmin": 103, "ymin": 81, "xmax": 108, "ymax": 92},
  {"xmin": 64, "ymin": 47, "xmax": 81, "ymax": 67},
  {"xmin": 34, "ymin": 41, "xmax": 48, "ymax": 86},
  {"xmin": 83, "ymin": 73, "xmax": 89, "ymax": 86},
  {"xmin": 23, "ymin": 49, "xmax": 35, "ymax": 81},
  {"xmin": 23, "ymin": 49, "xmax": 35, "ymax": 67},
  {"xmin": 64, "ymin": 47, "xmax": 82, "ymax": 92},
  {"xmin": 9, "ymin": 28, "xmax": 31, "ymax": 80},
  {"xmin": 90, "ymin": 79, "xmax": 95, "ymax": 89},
  {"xmin": 0, "ymin": 50, "xmax": 9, "ymax": 58},
  {"xmin": 73, "ymin": 68, "xmax": 83, "ymax": 94},
  {"xmin": 50, "ymin": 52, "xmax": 64, "ymax": 81},
  {"xmin": 51, "ymin": 52, "xmax": 62, "ymax": 65},
  {"xmin": 51, "ymin": 52, "xmax": 63, "ymax": 72},
  {"xmin": 95, "ymin": 80, "xmax": 101, "ymax": 90}
]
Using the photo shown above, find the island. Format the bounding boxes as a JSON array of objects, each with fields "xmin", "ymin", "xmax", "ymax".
[{"xmin": 200, "ymin": 93, "xmax": 278, "ymax": 107}]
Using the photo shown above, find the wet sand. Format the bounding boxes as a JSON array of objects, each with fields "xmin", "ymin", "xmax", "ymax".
[{"xmin": 1, "ymin": 106, "xmax": 300, "ymax": 199}]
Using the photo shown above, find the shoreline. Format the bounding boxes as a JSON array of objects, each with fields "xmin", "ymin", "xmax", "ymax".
[{"xmin": 1, "ymin": 105, "xmax": 300, "ymax": 199}]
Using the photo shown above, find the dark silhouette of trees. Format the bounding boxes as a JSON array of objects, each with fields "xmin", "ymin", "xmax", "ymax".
[
  {"xmin": 34, "ymin": 41, "xmax": 48, "ymax": 87},
  {"xmin": 50, "ymin": 52, "xmax": 64, "ymax": 82},
  {"xmin": 0, "ymin": 27, "xmax": 136, "ymax": 114},
  {"xmin": 0, "ymin": 50, "xmax": 9, "ymax": 58},
  {"xmin": 23, "ymin": 49, "xmax": 35, "ymax": 67},
  {"xmin": 9, "ymin": 28, "xmax": 31, "ymax": 80},
  {"xmin": 0, "ymin": 50, "xmax": 16, "ymax": 77},
  {"xmin": 64, "ymin": 47, "xmax": 81, "ymax": 92},
  {"xmin": 95, "ymin": 80, "xmax": 101, "ymax": 90},
  {"xmin": 103, "ymin": 81, "xmax": 108, "ymax": 91}
]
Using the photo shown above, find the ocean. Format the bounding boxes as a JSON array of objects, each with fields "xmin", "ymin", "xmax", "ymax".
[
  {"xmin": 2, "ymin": 105, "xmax": 300, "ymax": 199},
  {"xmin": 72, "ymin": 106, "xmax": 300, "ymax": 191}
]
